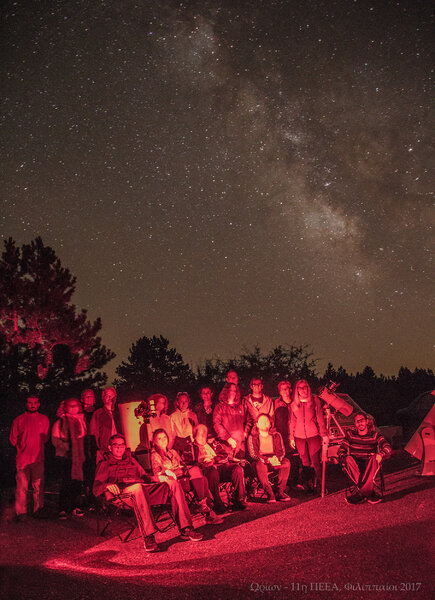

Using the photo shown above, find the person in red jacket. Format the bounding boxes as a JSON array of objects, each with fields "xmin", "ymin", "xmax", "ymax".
[
  {"xmin": 247, "ymin": 414, "xmax": 291, "ymax": 503},
  {"xmin": 289, "ymin": 379, "xmax": 328, "ymax": 493},
  {"xmin": 10, "ymin": 396, "xmax": 49, "ymax": 521}
]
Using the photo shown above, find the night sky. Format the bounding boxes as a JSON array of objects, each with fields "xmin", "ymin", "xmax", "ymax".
[{"xmin": 1, "ymin": 0, "xmax": 433, "ymax": 382}]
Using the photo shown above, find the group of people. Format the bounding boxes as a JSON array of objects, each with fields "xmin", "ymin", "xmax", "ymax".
[{"xmin": 9, "ymin": 369, "xmax": 392, "ymax": 551}]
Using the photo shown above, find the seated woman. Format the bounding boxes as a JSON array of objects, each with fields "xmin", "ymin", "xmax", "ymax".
[
  {"xmin": 247, "ymin": 414, "xmax": 291, "ymax": 503},
  {"xmin": 170, "ymin": 392, "xmax": 198, "ymax": 460},
  {"xmin": 193, "ymin": 424, "xmax": 248, "ymax": 513},
  {"xmin": 151, "ymin": 428, "xmax": 222, "ymax": 524}
]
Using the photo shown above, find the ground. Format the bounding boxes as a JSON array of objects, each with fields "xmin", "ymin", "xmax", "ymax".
[{"xmin": 0, "ymin": 451, "xmax": 433, "ymax": 600}]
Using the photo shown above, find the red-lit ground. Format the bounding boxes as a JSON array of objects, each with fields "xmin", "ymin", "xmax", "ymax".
[{"xmin": 1, "ymin": 452, "xmax": 433, "ymax": 600}]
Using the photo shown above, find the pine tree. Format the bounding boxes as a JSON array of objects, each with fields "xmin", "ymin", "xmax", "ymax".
[{"xmin": 0, "ymin": 237, "xmax": 115, "ymax": 415}]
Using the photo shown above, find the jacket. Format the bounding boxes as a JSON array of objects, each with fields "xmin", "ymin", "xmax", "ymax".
[
  {"xmin": 244, "ymin": 393, "xmax": 275, "ymax": 436},
  {"xmin": 290, "ymin": 396, "xmax": 327, "ymax": 440},
  {"xmin": 213, "ymin": 396, "xmax": 246, "ymax": 455},
  {"xmin": 93, "ymin": 449, "xmax": 151, "ymax": 497},
  {"xmin": 247, "ymin": 427, "xmax": 286, "ymax": 463}
]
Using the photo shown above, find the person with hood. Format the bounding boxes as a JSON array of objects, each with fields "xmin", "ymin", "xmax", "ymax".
[
  {"xmin": 247, "ymin": 414, "xmax": 291, "ymax": 503},
  {"xmin": 52, "ymin": 397, "xmax": 87, "ymax": 518}
]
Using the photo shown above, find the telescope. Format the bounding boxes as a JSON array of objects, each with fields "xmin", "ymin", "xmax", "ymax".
[
  {"xmin": 317, "ymin": 381, "xmax": 353, "ymax": 416},
  {"xmin": 134, "ymin": 397, "xmax": 157, "ymax": 423}
]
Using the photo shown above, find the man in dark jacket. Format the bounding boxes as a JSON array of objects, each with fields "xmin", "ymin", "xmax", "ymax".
[
  {"xmin": 247, "ymin": 414, "xmax": 291, "ymax": 503},
  {"xmin": 214, "ymin": 382, "xmax": 247, "ymax": 458},
  {"xmin": 93, "ymin": 434, "xmax": 203, "ymax": 551},
  {"xmin": 337, "ymin": 412, "xmax": 392, "ymax": 504},
  {"xmin": 194, "ymin": 386, "xmax": 216, "ymax": 439},
  {"xmin": 89, "ymin": 387, "xmax": 121, "ymax": 462}
]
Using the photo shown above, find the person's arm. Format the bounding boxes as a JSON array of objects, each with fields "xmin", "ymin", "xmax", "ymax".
[
  {"xmin": 247, "ymin": 433, "xmax": 263, "ymax": 462},
  {"xmin": 93, "ymin": 460, "xmax": 110, "ymax": 497},
  {"xmin": 274, "ymin": 432, "xmax": 286, "ymax": 463},
  {"xmin": 9, "ymin": 416, "xmax": 20, "ymax": 447},
  {"xmin": 213, "ymin": 404, "xmax": 230, "ymax": 442},
  {"xmin": 337, "ymin": 433, "xmax": 350, "ymax": 464},
  {"xmin": 376, "ymin": 433, "xmax": 392, "ymax": 461},
  {"xmin": 289, "ymin": 404, "xmax": 296, "ymax": 448}
]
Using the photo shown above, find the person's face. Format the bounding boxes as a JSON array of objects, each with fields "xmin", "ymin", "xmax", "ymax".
[
  {"xmin": 297, "ymin": 382, "xmax": 310, "ymax": 399},
  {"xmin": 82, "ymin": 391, "xmax": 95, "ymax": 411},
  {"xmin": 279, "ymin": 383, "xmax": 291, "ymax": 397},
  {"xmin": 65, "ymin": 400, "xmax": 81, "ymax": 415},
  {"xmin": 200, "ymin": 388, "xmax": 212, "ymax": 409},
  {"xmin": 26, "ymin": 397, "xmax": 40, "ymax": 412},
  {"xmin": 178, "ymin": 395, "xmax": 189, "ymax": 412},
  {"xmin": 155, "ymin": 397, "xmax": 166, "ymax": 414},
  {"xmin": 355, "ymin": 415, "xmax": 368, "ymax": 433},
  {"xmin": 251, "ymin": 380, "xmax": 263, "ymax": 395},
  {"xmin": 226, "ymin": 371, "xmax": 238, "ymax": 385},
  {"xmin": 257, "ymin": 415, "xmax": 270, "ymax": 433},
  {"xmin": 103, "ymin": 390, "xmax": 116, "ymax": 411},
  {"xmin": 227, "ymin": 384, "xmax": 236, "ymax": 402},
  {"xmin": 195, "ymin": 428, "xmax": 207, "ymax": 446},
  {"xmin": 155, "ymin": 432, "xmax": 168, "ymax": 451},
  {"xmin": 110, "ymin": 438, "xmax": 126, "ymax": 460}
]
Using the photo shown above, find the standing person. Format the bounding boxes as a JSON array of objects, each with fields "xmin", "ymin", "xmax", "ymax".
[
  {"xmin": 338, "ymin": 412, "xmax": 392, "ymax": 504},
  {"xmin": 274, "ymin": 381, "xmax": 301, "ymax": 488},
  {"xmin": 52, "ymin": 398, "xmax": 87, "ymax": 518},
  {"xmin": 146, "ymin": 393, "xmax": 174, "ymax": 449},
  {"xmin": 170, "ymin": 392, "xmax": 198, "ymax": 458},
  {"xmin": 244, "ymin": 377, "xmax": 275, "ymax": 437},
  {"xmin": 194, "ymin": 387, "xmax": 215, "ymax": 440},
  {"xmin": 81, "ymin": 389, "xmax": 97, "ymax": 507},
  {"xmin": 247, "ymin": 414, "xmax": 291, "ymax": 503},
  {"xmin": 289, "ymin": 379, "xmax": 328, "ymax": 493},
  {"xmin": 90, "ymin": 387, "xmax": 120, "ymax": 463},
  {"xmin": 218, "ymin": 370, "xmax": 242, "ymax": 405},
  {"xmin": 214, "ymin": 382, "xmax": 247, "ymax": 458},
  {"xmin": 9, "ymin": 396, "xmax": 49, "ymax": 522}
]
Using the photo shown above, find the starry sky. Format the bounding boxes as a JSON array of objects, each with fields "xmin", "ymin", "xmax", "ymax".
[{"xmin": 1, "ymin": 0, "xmax": 433, "ymax": 382}]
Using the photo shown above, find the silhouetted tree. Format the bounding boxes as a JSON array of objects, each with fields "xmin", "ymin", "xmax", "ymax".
[
  {"xmin": 0, "ymin": 237, "xmax": 114, "ymax": 417},
  {"xmin": 114, "ymin": 335, "xmax": 195, "ymax": 402},
  {"xmin": 197, "ymin": 344, "xmax": 317, "ymax": 396}
]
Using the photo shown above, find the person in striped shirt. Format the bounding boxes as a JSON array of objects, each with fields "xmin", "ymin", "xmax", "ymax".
[{"xmin": 337, "ymin": 412, "xmax": 392, "ymax": 504}]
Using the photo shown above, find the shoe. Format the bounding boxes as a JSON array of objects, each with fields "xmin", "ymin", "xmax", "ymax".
[
  {"xmin": 144, "ymin": 534, "xmax": 159, "ymax": 552},
  {"xmin": 368, "ymin": 493, "xmax": 382, "ymax": 504},
  {"xmin": 72, "ymin": 508, "xmax": 85, "ymax": 517},
  {"xmin": 346, "ymin": 492, "xmax": 365, "ymax": 505},
  {"xmin": 58, "ymin": 511, "xmax": 68, "ymax": 519},
  {"xmin": 15, "ymin": 514, "xmax": 27, "ymax": 523},
  {"xmin": 198, "ymin": 498, "xmax": 211, "ymax": 514},
  {"xmin": 179, "ymin": 527, "xmax": 203, "ymax": 542},
  {"xmin": 231, "ymin": 499, "xmax": 248, "ymax": 511},
  {"xmin": 276, "ymin": 492, "xmax": 291, "ymax": 502},
  {"xmin": 205, "ymin": 511, "xmax": 224, "ymax": 525},
  {"xmin": 266, "ymin": 493, "xmax": 277, "ymax": 504}
]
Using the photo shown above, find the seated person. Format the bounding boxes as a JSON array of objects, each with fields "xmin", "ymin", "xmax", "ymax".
[
  {"xmin": 93, "ymin": 434, "xmax": 203, "ymax": 552},
  {"xmin": 151, "ymin": 428, "xmax": 222, "ymax": 524},
  {"xmin": 337, "ymin": 412, "xmax": 392, "ymax": 504},
  {"xmin": 193, "ymin": 424, "xmax": 248, "ymax": 513},
  {"xmin": 247, "ymin": 414, "xmax": 291, "ymax": 503},
  {"xmin": 170, "ymin": 392, "xmax": 198, "ymax": 459}
]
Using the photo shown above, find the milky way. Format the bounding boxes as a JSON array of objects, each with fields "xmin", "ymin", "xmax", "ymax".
[{"xmin": 1, "ymin": 0, "xmax": 433, "ymax": 380}]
